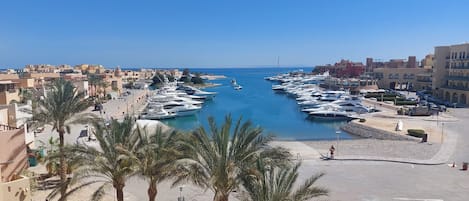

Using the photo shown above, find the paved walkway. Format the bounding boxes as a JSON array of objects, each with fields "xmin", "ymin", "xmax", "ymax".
[
  {"xmin": 272, "ymin": 119, "xmax": 458, "ymax": 165},
  {"xmin": 270, "ymin": 141, "xmax": 322, "ymax": 160}
]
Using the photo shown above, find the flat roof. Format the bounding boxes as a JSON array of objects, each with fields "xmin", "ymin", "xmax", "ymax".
[{"xmin": 0, "ymin": 80, "xmax": 19, "ymax": 84}]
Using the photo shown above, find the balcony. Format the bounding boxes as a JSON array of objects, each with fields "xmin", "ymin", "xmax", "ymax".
[
  {"xmin": 417, "ymin": 79, "xmax": 432, "ymax": 83},
  {"xmin": 450, "ymin": 66, "xmax": 469, "ymax": 69},
  {"xmin": 442, "ymin": 85, "xmax": 469, "ymax": 91},
  {"xmin": 446, "ymin": 76, "xmax": 469, "ymax": 81}
]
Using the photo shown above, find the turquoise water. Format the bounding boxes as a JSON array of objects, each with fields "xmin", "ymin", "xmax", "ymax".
[{"xmin": 159, "ymin": 67, "xmax": 353, "ymax": 140}]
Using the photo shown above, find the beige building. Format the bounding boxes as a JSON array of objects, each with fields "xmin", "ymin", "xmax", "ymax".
[
  {"xmin": 373, "ymin": 67, "xmax": 432, "ymax": 90},
  {"xmin": 421, "ymin": 54, "xmax": 434, "ymax": 68},
  {"xmin": 433, "ymin": 43, "xmax": 469, "ymax": 105},
  {"xmin": 74, "ymin": 64, "xmax": 105, "ymax": 74},
  {"xmin": 0, "ymin": 127, "xmax": 31, "ymax": 201},
  {"xmin": 0, "ymin": 81, "xmax": 20, "ymax": 105}
]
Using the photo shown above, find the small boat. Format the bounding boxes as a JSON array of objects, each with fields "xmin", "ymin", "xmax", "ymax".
[
  {"xmin": 231, "ymin": 79, "xmax": 238, "ymax": 86},
  {"xmin": 234, "ymin": 85, "xmax": 242, "ymax": 90}
]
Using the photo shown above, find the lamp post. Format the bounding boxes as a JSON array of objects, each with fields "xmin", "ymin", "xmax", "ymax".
[
  {"xmin": 336, "ymin": 130, "xmax": 341, "ymax": 156},
  {"xmin": 441, "ymin": 122, "xmax": 444, "ymax": 144},
  {"xmin": 178, "ymin": 186, "xmax": 185, "ymax": 201}
]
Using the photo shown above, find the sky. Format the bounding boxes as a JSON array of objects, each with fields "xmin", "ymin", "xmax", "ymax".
[{"xmin": 0, "ymin": 0, "xmax": 468, "ymax": 68}]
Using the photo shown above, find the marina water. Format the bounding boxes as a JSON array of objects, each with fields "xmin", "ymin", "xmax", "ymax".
[{"xmin": 159, "ymin": 67, "xmax": 353, "ymax": 140}]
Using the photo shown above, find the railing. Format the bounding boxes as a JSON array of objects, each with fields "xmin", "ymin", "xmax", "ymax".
[
  {"xmin": 416, "ymin": 79, "xmax": 432, "ymax": 82},
  {"xmin": 446, "ymin": 76, "xmax": 469, "ymax": 81},
  {"xmin": 442, "ymin": 85, "xmax": 469, "ymax": 91},
  {"xmin": 450, "ymin": 66, "xmax": 469, "ymax": 69},
  {"xmin": 0, "ymin": 124, "xmax": 18, "ymax": 131}
]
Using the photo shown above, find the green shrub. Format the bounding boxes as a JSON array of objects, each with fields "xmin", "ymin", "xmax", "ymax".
[
  {"xmin": 395, "ymin": 101, "xmax": 418, "ymax": 105},
  {"xmin": 359, "ymin": 118, "xmax": 366, "ymax": 123},
  {"xmin": 365, "ymin": 94, "xmax": 400, "ymax": 98},
  {"xmin": 407, "ymin": 129, "xmax": 426, "ymax": 138},
  {"xmin": 375, "ymin": 97, "xmax": 406, "ymax": 102}
]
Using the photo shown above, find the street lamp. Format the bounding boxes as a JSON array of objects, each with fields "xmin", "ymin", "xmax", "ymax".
[
  {"xmin": 336, "ymin": 130, "xmax": 341, "ymax": 156},
  {"xmin": 178, "ymin": 186, "xmax": 185, "ymax": 201},
  {"xmin": 441, "ymin": 122, "xmax": 444, "ymax": 144}
]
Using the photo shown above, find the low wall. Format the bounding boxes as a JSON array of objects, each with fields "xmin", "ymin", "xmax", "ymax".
[
  {"xmin": 341, "ymin": 121, "xmax": 420, "ymax": 141},
  {"xmin": 0, "ymin": 176, "xmax": 31, "ymax": 201}
]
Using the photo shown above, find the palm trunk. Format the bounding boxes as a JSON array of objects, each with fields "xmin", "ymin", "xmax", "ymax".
[
  {"xmin": 58, "ymin": 129, "xmax": 67, "ymax": 201},
  {"xmin": 114, "ymin": 182, "xmax": 125, "ymax": 201},
  {"xmin": 213, "ymin": 191, "xmax": 229, "ymax": 201},
  {"xmin": 147, "ymin": 179, "xmax": 157, "ymax": 201}
]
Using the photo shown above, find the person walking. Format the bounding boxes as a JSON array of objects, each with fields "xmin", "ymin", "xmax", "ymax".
[{"xmin": 329, "ymin": 145, "xmax": 336, "ymax": 159}]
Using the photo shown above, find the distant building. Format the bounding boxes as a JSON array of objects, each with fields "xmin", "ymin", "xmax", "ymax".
[
  {"xmin": 314, "ymin": 59, "xmax": 365, "ymax": 78},
  {"xmin": 366, "ymin": 56, "xmax": 419, "ymax": 69},
  {"xmin": 432, "ymin": 43, "xmax": 469, "ymax": 105},
  {"xmin": 321, "ymin": 76, "xmax": 378, "ymax": 94},
  {"xmin": 421, "ymin": 54, "xmax": 434, "ymax": 68},
  {"xmin": 372, "ymin": 67, "xmax": 432, "ymax": 90}
]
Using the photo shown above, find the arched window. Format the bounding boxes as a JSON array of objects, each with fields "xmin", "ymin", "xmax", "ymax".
[
  {"xmin": 461, "ymin": 94, "xmax": 467, "ymax": 105},
  {"xmin": 445, "ymin": 92, "xmax": 451, "ymax": 101},
  {"xmin": 453, "ymin": 92, "xmax": 458, "ymax": 103}
]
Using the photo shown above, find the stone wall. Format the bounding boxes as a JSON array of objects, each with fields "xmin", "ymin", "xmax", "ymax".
[{"xmin": 341, "ymin": 121, "xmax": 420, "ymax": 141}]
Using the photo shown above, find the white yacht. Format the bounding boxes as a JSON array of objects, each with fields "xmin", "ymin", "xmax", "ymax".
[
  {"xmin": 319, "ymin": 91, "xmax": 346, "ymax": 102},
  {"xmin": 298, "ymin": 99, "xmax": 322, "ymax": 108},
  {"xmin": 166, "ymin": 104, "xmax": 202, "ymax": 117},
  {"xmin": 184, "ymin": 86, "xmax": 217, "ymax": 99},
  {"xmin": 140, "ymin": 106, "xmax": 176, "ymax": 120},
  {"xmin": 308, "ymin": 110, "xmax": 352, "ymax": 120},
  {"xmin": 329, "ymin": 100, "xmax": 370, "ymax": 114}
]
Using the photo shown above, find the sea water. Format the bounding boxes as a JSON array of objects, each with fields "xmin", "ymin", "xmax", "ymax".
[{"xmin": 160, "ymin": 67, "xmax": 353, "ymax": 140}]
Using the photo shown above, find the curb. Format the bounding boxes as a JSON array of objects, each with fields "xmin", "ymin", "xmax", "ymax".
[{"xmin": 330, "ymin": 157, "xmax": 446, "ymax": 165}]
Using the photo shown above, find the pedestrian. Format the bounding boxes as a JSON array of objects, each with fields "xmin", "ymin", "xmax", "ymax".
[{"xmin": 329, "ymin": 145, "xmax": 335, "ymax": 159}]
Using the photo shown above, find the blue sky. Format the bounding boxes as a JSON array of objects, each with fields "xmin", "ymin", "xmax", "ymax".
[{"xmin": 0, "ymin": 0, "xmax": 468, "ymax": 68}]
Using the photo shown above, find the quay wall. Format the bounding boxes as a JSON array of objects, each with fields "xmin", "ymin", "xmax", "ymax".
[{"xmin": 341, "ymin": 121, "xmax": 420, "ymax": 142}]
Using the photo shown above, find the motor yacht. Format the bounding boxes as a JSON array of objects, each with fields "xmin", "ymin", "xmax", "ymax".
[
  {"xmin": 140, "ymin": 106, "xmax": 177, "ymax": 120},
  {"xmin": 166, "ymin": 104, "xmax": 202, "ymax": 117},
  {"xmin": 308, "ymin": 110, "xmax": 352, "ymax": 120},
  {"xmin": 319, "ymin": 91, "xmax": 346, "ymax": 102},
  {"xmin": 183, "ymin": 86, "xmax": 217, "ymax": 99}
]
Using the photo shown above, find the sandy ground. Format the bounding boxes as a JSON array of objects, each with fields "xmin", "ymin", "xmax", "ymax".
[
  {"xmin": 359, "ymin": 99, "xmax": 457, "ymax": 143},
  {"xmin": 303, "ymin": 139, "xmax": 440, "ymax": 160}
]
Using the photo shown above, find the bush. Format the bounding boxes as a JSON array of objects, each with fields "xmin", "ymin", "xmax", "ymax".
[
  {"xmin": 191, "ymin": 76, "xmax": 204, "ymax": 84},
  {"xmin": 365, "ymin": 94, "xmax": 400, "ymax": 98},
  {"xmin": 359, "ymin": 118, "xmax": 366, "ymax": 123},
  {"xmin": 407, "ymin": 129, "xmax": 426, "ymax": 138},
  {"xmin": 395, "ymin": 101, "xmax": 418, "ymax": 106},
  {"xmin": 372, "ymin": 97, "xmax": 406, "ymax": 102}
]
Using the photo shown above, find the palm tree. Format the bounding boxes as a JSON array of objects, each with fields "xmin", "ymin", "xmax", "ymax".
[
  {"xmin": 88, "ymin": 74, "xmax": 109, "ymax": 100},
  {"xmin": 240, "ymin": 159, "xmax": 328, "ymax": 201},
  {"xmin": 34, "ymin": 78, "xmax": 96, "ymax": 201},
  {"xmin": 69, "ymin": 117, "xmax": 139, "ymax": 201},
  {"xmin": 123, "ymin": 125, "xmax": 183, "ymax": 201},
  {"xmin": 176, "ymin": 115, "xmax": 281, "ymax": 201}
]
